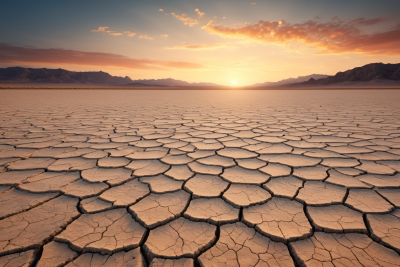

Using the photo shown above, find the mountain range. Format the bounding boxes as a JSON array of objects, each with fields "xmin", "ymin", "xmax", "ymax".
[
  {"xmin": 0, "ymin": 67, "xmax": 219, "ymax": 87},
  {"xmin": 0, "ymin": 63, "xmax": 399, "ymax": 88},
  {"xmin": 0, "ymin": 67, "xmax": 133, "ymax": 84},
  {"xmin": 287, "ymin": 63, "xmax": 400, "ymax": 87},
  {"xmin": 123, "ymin": 78, "xmax": 219, "ymax": 87},
  {"xmin": 249, "ymin": 74, "xmax": 330, "ymax": 88}
]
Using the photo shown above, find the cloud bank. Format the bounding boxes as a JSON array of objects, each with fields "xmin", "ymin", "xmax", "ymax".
[
  {"xmin": 91, "ymin": 27, "xmax": 123, "ymax": 36},
  {"xmin": 169, "ymin": 9, "xmax": 205, "ymax": 27},
  {"xmin": 195, "ymin": 8, "xmax": 205, "ymax": 19},
  {"xmin": 124, "ymin": 31, "xmax": 137, "ymax": 37},
  {"xmin": 171, "ymin": 13, "xmax": 199, "ymax": 27},
  {"xmin": 92, "ymin": 27, "xmax": 168, "ymax": 40},
  {"xmin": 165, "ymin": 43, "xmax": 231, "ymax": 50},
  {"xmin": 0, "ymin": 44, "xmax": 202, "ymax": 70},
  {"xmin": 202, "ymin": 17, "xmax": 400, "ymax": 56}
]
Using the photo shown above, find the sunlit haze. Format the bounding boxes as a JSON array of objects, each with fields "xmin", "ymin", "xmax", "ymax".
[{"xmin": 1, "ymin": 0, "xmax": 400, "ymax": 85}]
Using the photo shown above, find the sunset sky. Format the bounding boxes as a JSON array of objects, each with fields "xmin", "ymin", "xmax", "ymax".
[{"xmin": 1, "ymin": 0, "xmax": 400, "ymax": 86}]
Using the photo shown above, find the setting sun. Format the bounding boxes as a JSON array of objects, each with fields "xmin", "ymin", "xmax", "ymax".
[{"xmin": 231, "ymin": 80, "xmax": 237, "ymax": 85}]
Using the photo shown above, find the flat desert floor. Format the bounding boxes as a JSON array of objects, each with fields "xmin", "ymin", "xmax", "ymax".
[{"xmin": 1, "ymin": 89, "xmax": 400, "ymax": 267}]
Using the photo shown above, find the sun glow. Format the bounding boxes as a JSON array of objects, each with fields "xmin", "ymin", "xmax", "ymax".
[{"xmin": 231, "ymin": 80, "xmax": 237, "ymax": 85}]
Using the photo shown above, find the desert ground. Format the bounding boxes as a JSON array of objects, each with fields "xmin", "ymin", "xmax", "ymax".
[{"xmin": 0, "ymin": 89, "xmax": 400, "ymax": 267}]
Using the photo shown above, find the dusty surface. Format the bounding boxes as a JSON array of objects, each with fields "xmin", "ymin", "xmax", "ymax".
[
  {"xmin": 243, "ymin": 197, "xmax": 312, "ymax": 243},
  {"xmin": 184, "ymin": 198, "xmax": 239, "ymax": 225},
  {"xmin": 143, "ymin": 217, "xmax": 216, "ymax": 261},
  {"xmin": 129, "ymin": 190, "xmax": 190, "ymax": 228},
  {"xmin": 65, "ymin": 248, "xmax": 146, "ymax": 266},
  {"xmin": 37, "ymin": 241, "xmax": 77, "ymax": 267},
  {"xmin": 199, "ymin": 222, "xmax": 294, "ymax": 267},
  {"xmin": 307, "ymin": 205, "xmax": 367, "ymax": 233},
  {"xmin": 290, "ymin": 232, "xmax": 400, "ymax": 266},
  {"xmin": 54, "ymin": 209, "xmax": 146, "ymax": 254},
  {"xmin": 0, "ymin": 249, "xmax": 36, "ymax": 267},
  {"xmin": 0, "ymin": 89, "xmax": 400, "ymax": 266}
]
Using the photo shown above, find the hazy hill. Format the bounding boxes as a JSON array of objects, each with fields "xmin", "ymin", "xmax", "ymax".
[
  {"xmin": 0, "ymin": 67, "xmax": 133, "ymax": 84},
  {"xmin": 0, "ymin": 67, "xmax": 220, "ymax": 87},
  {"xmin": 287, "ymin": 63, "xmax": 400, "ymax": 87},
  {"xmin": 124, "ymin": 78, "xmax": 220, "ymax": 87},
  {"xmin": 2, "ymin": 64, "xmax": 399, "ymax": 88},
  {"xmin": 250, "ymin": 74, "xmax": 330, "ymax": 88}
]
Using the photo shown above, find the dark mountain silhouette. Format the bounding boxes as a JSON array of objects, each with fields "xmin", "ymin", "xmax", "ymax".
[
  {"xmin": 123, "ymin": 78, "xmax": 219, "ymax": 87},
  {"xmin": 286, "ymin": 63, "xmax": 400, "ymax": 87},
  {"xmin": 122, "ymin": 82, "xmax": 169, "ymax": 87},
  {"xmin": 0, "ymin": 67, "xmax": 133, "ymax": 84},
  {"xmin": 2, "ymin": 64, "xmax": 399, "ymax": 88},
  {"xmin": 250, "ymin": 74, "xmax": 330, "ymax": 88},
  {"xmin": 0, "ymin": 67, "xmax": 221, "ymax": 87}
]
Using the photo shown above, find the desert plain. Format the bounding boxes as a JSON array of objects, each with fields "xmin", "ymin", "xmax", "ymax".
[{"xmin": 0, "ymin": 89, "xmax": 400, "ymax": 267}]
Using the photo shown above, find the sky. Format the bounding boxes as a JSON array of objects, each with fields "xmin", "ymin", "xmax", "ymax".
[{"xmin": 1, "ymin": 0, "xmax": 400, "ymax": 86}]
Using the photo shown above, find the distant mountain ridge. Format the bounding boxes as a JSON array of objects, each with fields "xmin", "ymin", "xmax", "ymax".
[
  {"xmin": 0, "ymin": 67, "xmax": 133, "ymax": 84},
  {"xmin": 250, "ymin": 74, "xmax": 330, "ymax": 88},
  {"xmin": 0, "ymin": 67, "xmax": 220, "ymax": 87},
  {"xmin": 123, "ymin": 78, "xmax": 219, "ymax": 87},
  {"xmin": 287, "ymin": 63, "xmax": 400, "ymax": 87},
  {"xmin": 1, "ymin": 63, "xmax": 399, "ymax": 88}
]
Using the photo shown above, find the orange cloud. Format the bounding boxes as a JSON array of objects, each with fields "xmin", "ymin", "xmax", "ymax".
[
  {"xmin": 202, "ymin": 17, "xmax": 400, "ymax": 56},
  {"xmin": 124, "ymin": 31, "xmax": 137, "ymax": 37},
  {"xmin": 0, "ymin": 44, "xmax": 203, "ymax": 70},
  {"xmin": 108, "ymin": 32, "xmax": 123, "ymax": 36},
  {"xmin": 92, "ymin": 27, "xmax": 109, "ymax": 32},
  {"xmin": 251, "ymin": 3, "xmax": 257, "ymax": 5},
  {"xmin": 92, "ymin": 26, "xmax": 123, "ymax": 36},
  {"xmin": 159, "ymin": 34, "xmax": 169, "ymax": 37},
  {"xmin": 195, "ymin": 8, "xmax": 205, "ymax": 19},
  {"xmin": 138, "ymin": 35, "xmax": 154, "ymax": 40},
  {"xmin": 171, "ymin": 13, "xmax": 199, "ymax": 27},
  {"xmin": 165, "ymin": 43, "xmax": 231, "ymax": 50},
  {"xmin": 159, "ymin": 9, "xmax": 164, "ymax": 12}
]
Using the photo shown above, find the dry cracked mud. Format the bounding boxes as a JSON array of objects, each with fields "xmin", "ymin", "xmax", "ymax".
[
  {"xmin": 129, "ymin": 190, "xmax": 190, "ymax": 228},
  {"xmin": 243, "ymin": 197, "xmax": 312, "ymax": 243},
  {"xmin": 65, "ymin": 248, "xmax": 146, "ymax": 266},
  {"xmin": 290, "ymin": 232, "xmax": 400, "ymax": 266},
  {"xmin": 184, "ymin": 198, "xmax": 239, "ymax": 225},
  {"xmin": 54, "ymin": 209, "xmax": 146, "ymax": 254},
  {"xmin": 198, "ymin": 222, "xmax": 295, "ymax": 267},
  {"xmin": 143, "ymin": 217, "xmax": 216, "ymax": 262},
  {"xmin": 1, "ymin": 89, "xmax": 400, "ymax": 266}
]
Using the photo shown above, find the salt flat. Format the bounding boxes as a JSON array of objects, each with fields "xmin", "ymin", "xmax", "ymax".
[{"xmin": 0, "ymin": 89, "xmax": 400, "ymax": 266}]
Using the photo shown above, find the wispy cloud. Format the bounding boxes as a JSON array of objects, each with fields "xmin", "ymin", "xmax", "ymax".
[
  {"xmin": 108, "ymin": 32, "xmax": 123, "ymax": 36},
  {"xmin": 165, "ymin": 43, "xmax": 232, "ymax": 50},
  {"xmin": 91, "ymin": 26, "xmax": 123, "ymax": 36},
  {"xmin": 91, "ymin": 27, "xmax": 109, "ymax": 32},
  {"xmin": 195, "ymin": 8, "xmax": 205, "ymax": 19},
  {"xmin": 251, "ymin": 3, "xmax": 257, "ymax": 5},
  {"xmin": 124, "ymin": 31, "xmax": 137, "ymax": 37},
  {"xmin": 202, "ymin": 17, "xmax": 400, "ymax": 56},
  {"xmin": 168, "ymin": 8, "xmax": 206, "ymax": 26},
  {"xmin": 159, "ymin": 9, "xmax": 164, "ymax": 12},
  {"xmin": 170, "ymin": 13, "xmax": 199, "ymax": 27},
  {"xmin": 0, "ymin": 44, "xmax": 203, "ymax": 70},
  {"xmin": 138, "ymin": 35, "xmax": 154, "ymax": 40},
  {"xmin": 93, "ymin": 27, "xmax": 166, "ymax": 39}
]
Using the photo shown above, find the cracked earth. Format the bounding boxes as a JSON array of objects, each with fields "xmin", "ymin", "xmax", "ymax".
[{"xmin": 0, "ymin": 90, "xmax": 400, "ymax": 266}]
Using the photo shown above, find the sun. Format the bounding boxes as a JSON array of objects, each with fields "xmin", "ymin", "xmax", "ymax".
[{"xmin": 231, "ymin": 80, "xmax": 237, "ymax": 85}]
